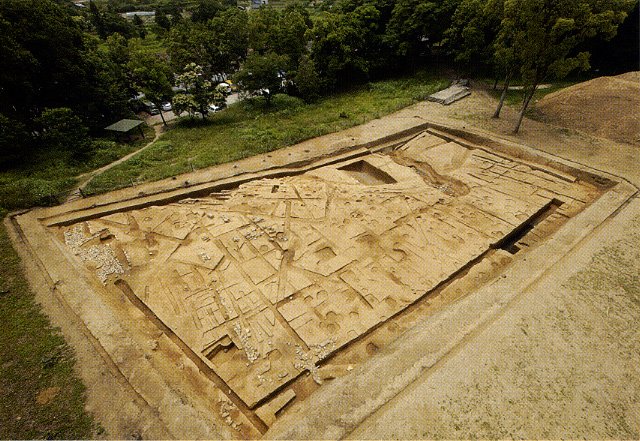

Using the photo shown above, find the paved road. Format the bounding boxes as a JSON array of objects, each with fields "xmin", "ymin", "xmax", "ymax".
[{"xmin": 142, "ymin": 93, "xmax": 241, "ymax": 126}]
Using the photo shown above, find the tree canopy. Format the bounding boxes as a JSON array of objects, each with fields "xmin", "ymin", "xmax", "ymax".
[
  {"xmin": 0, "ymin": 0, "xmax": 130, "ymax": 133},
  {"xmin": 1, "ymin": 0, "xmax": 636, "ymax": 168},
  {"xmin": 500, "ymin": 0, "xmax": 634, "ymax": 132}
]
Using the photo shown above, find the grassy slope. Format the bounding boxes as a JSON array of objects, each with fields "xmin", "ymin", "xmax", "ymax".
[
  {"xmin": 0, "ymin": 126, "xmax": 154, "ymax": 439},
  {"xmin": 0, "ymin": 124, "xmax": 154, "ymax": 212},
  {"xmin": 0, "ymin": 216, "xmax": 96, "ymax": 439},
  {"xmin": 86, "ymin": 74, "xmax": 448, "ymax": 194}
]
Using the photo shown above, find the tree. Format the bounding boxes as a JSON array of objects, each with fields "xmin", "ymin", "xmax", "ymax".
[
  {"xmin": 444, "ymin": 0, "xmax": 502, "ymax": 75},
  {"xmin": 248, "ymin": 7, "xmax": 280, "ymax": 54},
  {"xmin": 191, "ymin": 0, "xmax": 224, "ymax": 23},
  {"xmin": 491, "ymin": 2, "xmax": 518, "ymax": 119},
  {"xmin": 173, "ymin": 63, "xmax": 229, "ymax": 118},
  {"xmin": 246, "ymin": 5, "xmax": 311, "ymax": 76},
  {"xmin": 132, "ymin": 14, "xmax": 146, "ymax": 39},
  {"xmin": 169, "ymin": 11, "xmax": 248, "ymax": 77},
  {"xmin": 0, "ymin": 0, "xmax": 130, "ymax": 131},
  {"xmin": 499, "ymin": 0, "xmax": 634, "ymax": 133},
  {"xmin": 275, "ymin": 4, "xmax": 313, "ymax": 68},
  {"xmin": 129, "ymin": 50, "xmax": 174, "ymax": 125},
  {"xmin": 307, "ymin": 9, "xmax": 378, "ymax": 87},
  {"xmin": 155, "ymin": 9, "xmax": 171, "ymax": 31},
  {"xmin": 36, "ymin": 107, "xmax": 91, "ymax": 155},
  {"xmin": 89, "ymin": 0, "xmax": 106, "ymax": 38},
  {"xmin": 88, "ymin": 0, "xmax": 134, "ymax": 39},
  {"xmin": 295, "ymin": 56, "xmax": 322, "ymax": 102},
  {"xmin": 0, "ymin": 113, "xmax": 32, "ymax": 166},
  {"xmin": 385, "ymin": 0, "xmax": 438, "ymax": 58},
  {"xmin": 234, "ymin": 52, "xmax": 288, "ymax": 105}
]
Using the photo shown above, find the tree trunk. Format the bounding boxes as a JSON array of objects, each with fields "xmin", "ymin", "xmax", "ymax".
[
  {"xmin": 513, "ymin": 83, "xmax": 537, "ymax": 134},
  {"xmin": 492, "ymin": 73, "xmax": 511, "ymax": 119},
  {"xmin": 493, "ymin": 77, "xmax": 499, "ymax": 90},
  {"xmin": 159, "ymin": 109, "xmax": 167, "ymax": 126}
]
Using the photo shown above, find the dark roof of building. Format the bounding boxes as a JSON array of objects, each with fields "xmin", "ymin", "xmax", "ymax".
[{"xmin": 104, "ymin": 119, "xmax": 144, "ymax": 133}]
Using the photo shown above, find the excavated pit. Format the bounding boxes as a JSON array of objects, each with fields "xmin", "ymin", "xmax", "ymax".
[{"xmin": 11, "ymin": 126, "xmax": 622, "ymax": 438}]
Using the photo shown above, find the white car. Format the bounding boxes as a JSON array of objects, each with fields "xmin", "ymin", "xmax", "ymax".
[
  {"xmin": 161, "ymin": 102, "xmax": 172, "ymax": 111},
  {"xmin": 209, "ymin": 104, "xmax": 220, "ymax": 112}
]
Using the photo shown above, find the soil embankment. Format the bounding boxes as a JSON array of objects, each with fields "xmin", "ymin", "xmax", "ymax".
[{"xmin": 536, "ymin": 72, "xmax": 640, "ymax": 146}]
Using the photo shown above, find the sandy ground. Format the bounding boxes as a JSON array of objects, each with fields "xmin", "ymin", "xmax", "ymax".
[
  {"xmin": 536, "ymin": 73, "xmax": 640, "ymax": 146},
  {"xmin": 330, "ymin": 82, "xmax": 640, "ymax": 438},
  {"xmin": 349, "ymin": 196, "xmax": 640, "ymax": 439},
  {"xmin": 9, "ymin": 78, "xmax": 640, "ymax": 439}
]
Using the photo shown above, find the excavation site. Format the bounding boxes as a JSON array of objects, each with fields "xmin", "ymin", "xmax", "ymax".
[{"xmin": 8, "ymin": 120, "xmax": 635, "ymax": 439}]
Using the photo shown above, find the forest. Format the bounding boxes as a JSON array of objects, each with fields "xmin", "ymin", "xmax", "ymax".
[{"xmin": 0, "ymin": 0, "xmax": 637, "ymax": 167}]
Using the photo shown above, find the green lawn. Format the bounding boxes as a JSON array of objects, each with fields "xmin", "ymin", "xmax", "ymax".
[{"xmin": 85, "ymin": 73, "xmax": 448, "ymax": 195}]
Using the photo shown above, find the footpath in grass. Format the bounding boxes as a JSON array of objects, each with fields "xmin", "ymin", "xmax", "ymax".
[
  {"xmin": 0, "ymin": 123, "xmax": 154, "ymax": 212},
  {"xmin": 85, "ymin": 73, "xmax": 449, "ymax": 195},
  {"xmin": 0, "ymin": 215, "xmax": 96, "ymax": 439}
]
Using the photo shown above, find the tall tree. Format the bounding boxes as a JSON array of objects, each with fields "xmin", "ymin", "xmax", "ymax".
[
  {"xmin": 129, "ymin": 50, "xmax": 174, "ymax": 125},
  {"xmin": 155, "ymin": 9, "xmax": 171, "ymax": 31},
  {"xmin": 234, "ymin": 52, "xmax": 288, "ymax": 105},
  {"xmin": 276, "ymin": 3, "xmax": 313, "ymax": 68},
  {"xmin": 499, "ymin": 0, "xmax": 634, "ymax": 133},
  {"xmin": 444, "ymin": 0, "xmax": 502, "ymax": 75},
  {"xmin": 132, "ymin": 14, "xmax": 146, "ymax": 39},
  {"xmin": 169, "ymin": 10, "xmax": 248, "ymax": 77},
  {"xmin": 0, "ymin": 0, "xmax": 129, "ymax": 131},
  {"xmin": 191, "ymin": 0, "xmax": 224, "ymax": 23},
  {"xmin": 0, "ymin": 113, "xmax": 32, "ymax": 166}
]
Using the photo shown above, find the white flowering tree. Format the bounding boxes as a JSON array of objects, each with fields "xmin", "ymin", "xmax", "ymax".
[{"xmin": 172, "ymin": 63, "xmax": 230, "ymax": 118}]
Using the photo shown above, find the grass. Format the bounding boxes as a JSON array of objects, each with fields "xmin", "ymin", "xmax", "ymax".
[
  {"xmin": 488, "ymin": 81, "xmax": 579, "ymax": 108},
  {"xmin": 0, "ymin": 213, "xmax": 97, "ymax": 439},
  {"xmin": 0, "ymin": 123, "xmax": 154, "ymax": 212},
  {"xmin": 85, "ymin": 73, "xmax": 448, "ymax": 195}
]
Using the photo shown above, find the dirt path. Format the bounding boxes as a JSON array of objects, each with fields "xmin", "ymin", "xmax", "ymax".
[{"xmin": 64, "ymin": 124, "xmax": 164, "ymax": 203}]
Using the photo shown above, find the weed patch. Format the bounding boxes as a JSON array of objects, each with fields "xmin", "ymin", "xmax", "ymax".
[{"xmin": 0, "ymin": 215, "xmax": 96, "ymax": 439}]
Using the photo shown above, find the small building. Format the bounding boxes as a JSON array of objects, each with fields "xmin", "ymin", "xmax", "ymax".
[
  {"xmin": 105, "ymin": 119, "xmax": 146, "ymax": 141},
  {"xmin": 251, "ymin": 0, "xmax": 268, "ymax": 9},
  {"xmin": 122, "ymin": 11, "xmax": 156, "ymax": 20}
]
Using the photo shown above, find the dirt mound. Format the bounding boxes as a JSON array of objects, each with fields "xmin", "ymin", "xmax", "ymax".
[{"xmin": 536, "ymin": 72, "xmax": 640, "ymax": 146}]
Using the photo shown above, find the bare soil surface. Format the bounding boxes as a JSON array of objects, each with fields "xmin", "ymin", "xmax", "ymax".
[
  {"xmin": 535, "ymin": 72, "xmax": 640, "ymax": 146},
  {"xmin": 10, "ymin": 75, "xmax": 640, "ymax": 439},
  {"xmin": 348, "ymin": 196, "xmax": 640, "ymax": 439}
]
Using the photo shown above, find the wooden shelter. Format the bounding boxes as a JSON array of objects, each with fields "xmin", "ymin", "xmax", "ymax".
[{"xmin": 104, "ymin": 119, "xmax": 145, "ymax": 140}]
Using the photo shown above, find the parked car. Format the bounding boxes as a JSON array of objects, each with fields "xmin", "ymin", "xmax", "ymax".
[
  {"xmin": 142, "ymin": 100, "xmax": 159, "ymax": 115},
  {"xmin": 161, "ymin": 102, "xmax": 172, "ymax": 111}
]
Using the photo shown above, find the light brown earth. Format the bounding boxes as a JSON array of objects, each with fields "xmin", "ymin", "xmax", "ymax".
[
  {"xmin": 536, "ymin": 72, "xmax": 640, "ymax": 146},
  {"xmin": 6, "ymin": 74, "xmax": 640, "ymax": 439}
]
